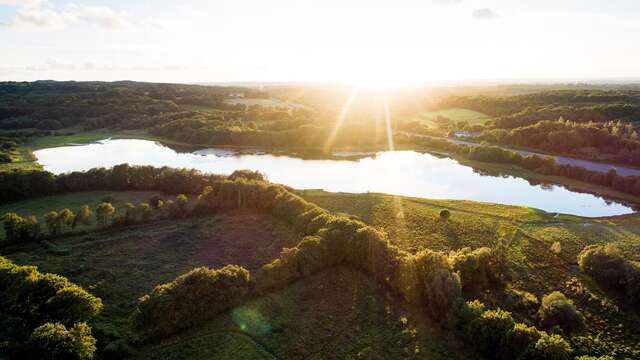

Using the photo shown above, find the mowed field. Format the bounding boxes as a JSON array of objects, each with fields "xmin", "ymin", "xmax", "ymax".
[{"xmin": 411, "ymin": 108, "xmax": 491, "ymax": 128}]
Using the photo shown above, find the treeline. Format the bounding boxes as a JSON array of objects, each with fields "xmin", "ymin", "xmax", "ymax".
[
  {"xmin": 0, "ymin": 164, "xmax": 228, "ymax": 203},
  {"xmin": 480, "ymin": 119, "xmax": 640, "ymax": 166},
  {"xmin": 0, "ymin": 256, "xmax": 102, "ymax": 359},
  {"xmin": 435, "ymin": 90, "xmax": 640, "ymax": 120},
  {"xmin": 1, "ymin": 194, "xmax": 191, "ymax": 246},
  {"xmin": 491, "ymin": 104, "xmax": 640, "ymax": 129},
  {"xmin": 0, "ymin": 81, "xmax": 271, "ymax": 131},
  {"xmin": 398, "ymin": 133, "xmax": 640, "ymax": 199}
]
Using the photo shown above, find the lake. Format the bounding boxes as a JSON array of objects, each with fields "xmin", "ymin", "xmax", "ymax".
[{"xmin": 33, "ymin": 139, "xmax": 635, "ymax": 217}]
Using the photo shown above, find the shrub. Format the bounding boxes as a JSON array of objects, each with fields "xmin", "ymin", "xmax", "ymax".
[
  {"xmin": 95, "ymin": 202, "xmax": 115, "ymax": 228},
  {"xmin": 468, "ymin": 309, "xmax": 516, "ymax": 354},
  {"xmin": 228, "ymin": 169, "xmax": 266, "ymax": 182},
  {"xmin": 533, "ymin": 333, "xmax": 572, "ymax": 360},
  {"xmin": 0, "ymin": 256, "xmax": 102, "ymax": 326},
  {"xmin": 538, "ymin": 291, "xmax": 585, "ymax": 334},
  {"xmin": 148, "ymin": 195, "xmax": 164, "ymax": 209},
  {"xmin": 439, "ymin": 209, "xmax": 451, "ymax": 220},
  {"xmin": 504, "ymin": 285, "xmax": 539, "ymax": 314},
  {"xmin": 399, "ymin": 250, "xmax": 462, "ymax": 320},
  {"xmin": 137, "ymin": 203, "xmax": 153, "ymax": 222},
  {"xmin": 2, "ymin": 213, "xmax": 40, "ymax": 244},
  {"xmin": 449, "ymin": 247, "xmax": 500, "ymax": 296},
  {"xmin": 30, "ymin": 322, "xmax": 96, "ymax": 360},
  {"xmin": 134, "ymin": 265, "xmax": 251, "ymax": 339},
  {"xmin": 503, "ymin": 323, "xmax": 542, "ymax": 359},
  {"xmin": 58, "ymin": 209, "xmax": 75, "ymax": 232},
  {"xmin": 578, "ymin": 244, "xmax": 640, "ymax": 304},
  {"xmin": 124, "ymin": 203, "xmax": 137, "ymax": 224},
  {"xmin": 73, "ymin": 206, "xmax": 92, "ymax": 228}
]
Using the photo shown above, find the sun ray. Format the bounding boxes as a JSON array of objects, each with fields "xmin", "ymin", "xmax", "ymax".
[
  {"xmin": 383, "ymin": 93, "xmax": 395, "ymax": 151},
  {"xmin": 323, "ymin": 86, "xmax": 360, "ymax": 154}
]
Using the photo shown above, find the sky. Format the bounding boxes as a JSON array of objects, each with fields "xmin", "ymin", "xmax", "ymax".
[{"xmin": 1, "ymin": 0, "xmax": 640, "ymax": 84}]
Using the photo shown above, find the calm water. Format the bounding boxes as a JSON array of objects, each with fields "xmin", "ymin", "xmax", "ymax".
[{"xmin": 33, "ymin": 139, "xmax": 634, "ymax": 217}]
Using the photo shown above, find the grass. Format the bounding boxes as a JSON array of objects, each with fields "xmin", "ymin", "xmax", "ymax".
[{"xmin": 411, "ymin": 108, "xmax": 491, "ymax": 128}]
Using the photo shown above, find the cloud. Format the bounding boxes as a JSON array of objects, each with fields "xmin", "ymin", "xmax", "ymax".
[
  {"xmin": 0, "ymin": 0, "xmax": 45, "ymax": 7},
  {"xmin": 472, "ymin": 8, "xmax": 499, "ymax": 20},
  {"xmin": 23, "ymin": 61, "xmax": 186, "ymax": 72},
  {"xmin": 433, "ymin": 0, "xmax": 463, "ymax": 5},
  {"xmin": 3, "ymin": 0, "xmax": 132, "ymax": 30}
]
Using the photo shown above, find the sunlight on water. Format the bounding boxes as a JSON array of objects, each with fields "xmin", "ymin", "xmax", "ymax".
[{"xmin": 33, "ymin": 139, "xmax": 634, "ymax": 217}]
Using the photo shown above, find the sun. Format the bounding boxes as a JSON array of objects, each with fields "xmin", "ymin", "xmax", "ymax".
[{"xmin": 325, "ymin": 51, "xmax": 426, "ymax": 89}]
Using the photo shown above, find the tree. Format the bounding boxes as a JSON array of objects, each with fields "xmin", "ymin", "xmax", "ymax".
[
  {"xmin": 30, "ymin": 322, "xmax": 96, "ymax": 360},
  {"xmin": 59, "ymin": 209, "xmax": 75, "ymax": 233},
  {"xmin": 73, "ymin": 206, "xmax": 92, "ymax": 229},
  {"xmin": 538, "ymin": 291, "xmax": 585, "ymax": 334},
  {"xmin": 45, "ymin": 211, "xmax": 61, "ymax": 236},
  {"xmin": 175, "ymin": 194, "xmax": 189, "ymax": 217},
  {"xmin": 148, "ymin": 195, "xmax": 164, "ymax": 209},
  {"xmin": 124, "ymin": 203, "xmax": 137, "ymax": 224},
  {"xmin": 137, "ymin": 203, "xmax": 153, "ymax": 222},
  {"xmin": 95, "ymin": 203, "xmax": 116, "ymax": 228},
  {"xmin": 2, "ymin": 213, "xmax": 40, "ymax": 243}
]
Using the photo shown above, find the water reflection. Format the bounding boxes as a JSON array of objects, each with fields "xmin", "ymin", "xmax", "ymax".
[{"xmin": 33, "ymin": 139, "xmax": 634, "ymax": 217}]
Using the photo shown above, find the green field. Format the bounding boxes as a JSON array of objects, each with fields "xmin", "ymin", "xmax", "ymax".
[{"xmin": 413, "ymin": 108, "xmax": 492, "ymax": 128}]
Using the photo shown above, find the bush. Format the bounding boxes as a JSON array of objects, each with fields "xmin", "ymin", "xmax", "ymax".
[
  {"xmin": 228, "ymin": 169, "xmax": 266, "ymax": 182},
  {"xmin": 468, "ymin": 309, "xmax": 516, "ymax": 354},
  {"xmin": 148, "ymin": 195, "xmax": 164, "ymax": 209},
  {"xmin": 2, "ymin": 213, "xmax": 40, "ymax": 244},
  {"xmin": 456, "ymin": 300, "xmax": 573, "ymax": 360},
  {"xmin": 504, "ymin": 285, "xmax": 539, "ymax": 314},
  {"xmin": 134, "ymin": 265, "xmax": 251, "ymax": 339},
  {"xmin": 399, "ymin": 250, "xmax": 461, "ymax": 320},
  {"xmin": 95, "ymin": 202, "xmax": 115, "ymax": 228},
  {"xmin": 0, "ymin": 256, "xmax": 102, "ymax": 326},
  {"xmin": 578, "ymin": 244, "xmax": 640, "ymax": 304},
  {"xmin": 449, "ymin": 247, "xmax": 500, "ymax": 296},
  {"xmin": 533, "ymin": 333, "xmax": 572, "ymax": 360},
  {"xmin": 439, "ymin": 209, "xmax": 451, "ymax": 220},
  {"xmin": 30, "ymin": 322, "xmax": 96, "ymax": 360},
  {"xmin": 538, "ymin": 291, "xmax": 585, "ymax": 334},
  {"xmin": 73, "ymin": 206, "xmax": 92, "ymax": 228}
]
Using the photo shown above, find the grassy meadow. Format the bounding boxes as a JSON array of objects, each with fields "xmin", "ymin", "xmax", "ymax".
[{"xmin": 410, "ymin": 108, "xmax": 492, "ymax": 128}]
